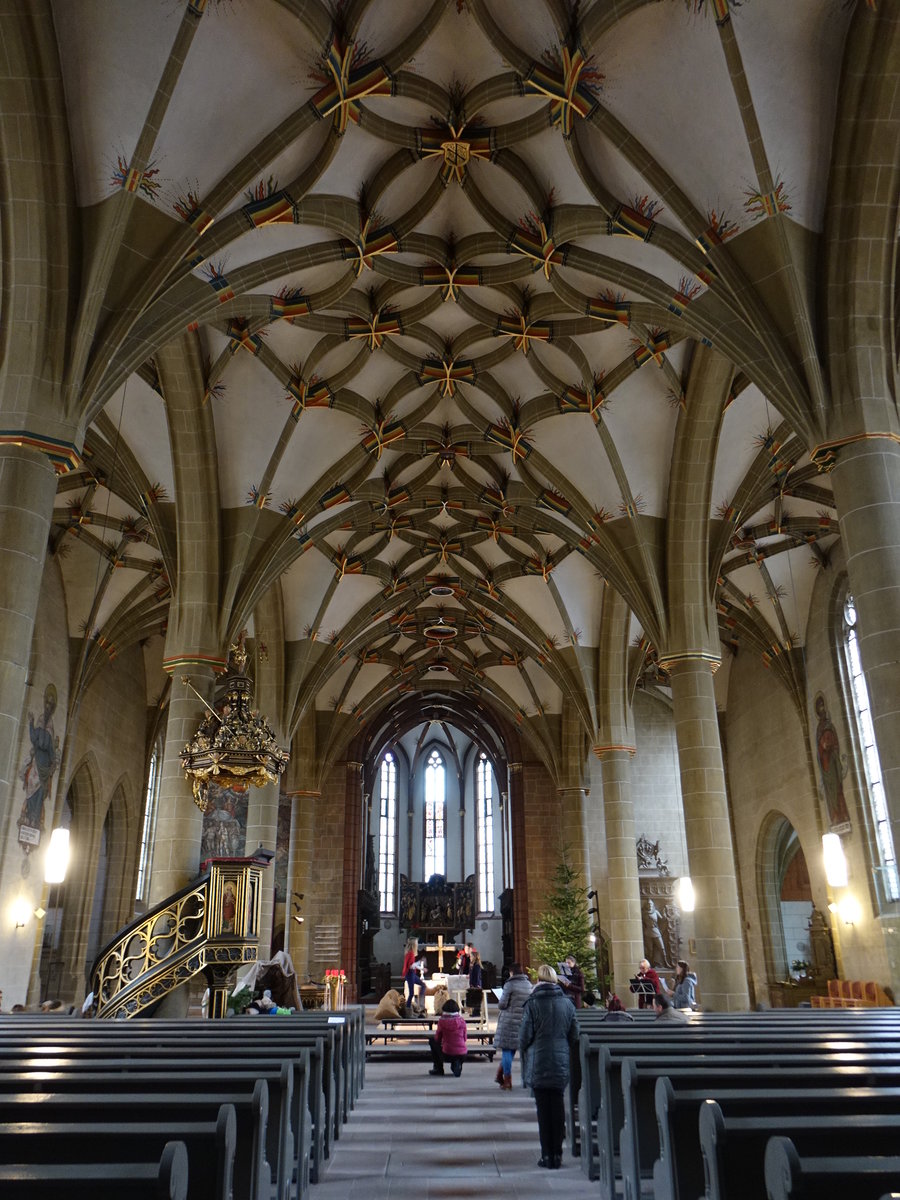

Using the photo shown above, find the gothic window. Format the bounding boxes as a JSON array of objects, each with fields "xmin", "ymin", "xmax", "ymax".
[
  {"xmin": 378, "ymin": 752, "xmax": 397, "ymax": 913},
  {"xmin": 424, "ymin": 748, "xmax": 445, "ymax": 878},
  {"xmin": 135, "ymin": 736, "xmax": 162, "ymax": 904},
  {"xmin": 844, "ymin": 594, "xmax": 899, "ymax": 903},
  {"xmin": 476, "ymin": 752, "xmax": 495, "ymax": 912}
]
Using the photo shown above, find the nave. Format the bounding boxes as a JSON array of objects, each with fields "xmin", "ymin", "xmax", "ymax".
[{"xmin": 314, "ymin": 1057, "xmax": 584, "ymax": 1200}]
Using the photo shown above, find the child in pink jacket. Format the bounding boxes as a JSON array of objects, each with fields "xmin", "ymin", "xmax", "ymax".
[{"xmin": 428, "ymin": 999, "xmax": 468, "ymax": 1076}]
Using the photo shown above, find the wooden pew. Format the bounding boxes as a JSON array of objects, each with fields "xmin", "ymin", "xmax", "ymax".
[
  {"xmin": 0, "ymin": 1022, "xmax": 326, "ymax": 1186},
  {"xmin": 765, "ymin": 1135, "xmax": 900, "ymax": 1200},
  {"xmin": 0, "ymin": 1139, "xmax": 188, "ymax": 1200},
  {"xmin": 0, "ymin": 1055, "xmax": 302, "ymax": 1200},
  {"xmin": 574, "ymin": 1021, "xmax": 900, "ymax": 1183},
  {"xmin": 0, "ymin": 1010, "xmax": 368, "ymax": 1195},
  {"xmin": 0, "ymin": 1108, "xmax": 234, "ymax": 1200},
  {"xmin": 620, "ymin": 1058, "xmax": 900, "ymax": 1200},
  {"xmin": 653, "ymin": 1081, "xmax": 900, "ymax": 1200},
  {"xmin": 698, "ymin": 1099, "xmax": 900, "ymax": 1200},
  {"xmin": 0, "ymin": 1082, "xmax": 269, "ymax": 1200}
]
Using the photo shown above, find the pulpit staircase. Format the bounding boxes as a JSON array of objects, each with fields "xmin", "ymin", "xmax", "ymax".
[{"xmin": 89, "ymin": 854, "xmax": 270, "ymax": 1019}]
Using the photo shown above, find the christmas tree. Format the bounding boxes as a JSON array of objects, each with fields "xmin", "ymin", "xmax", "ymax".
[{"xmin": 529, "ymin": 855, "xmax": 598, "ymax": 990}]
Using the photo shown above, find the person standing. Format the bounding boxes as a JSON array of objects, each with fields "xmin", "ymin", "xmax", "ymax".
[
  {"xmin": 402, "ymin": 938, "xmax": 425, "ymax": 1013},
  {"xmin": 559, "ymin": 955, "xmax": 585, "ymax": 1008},
  {"xmin": 665, "ymin": 960, "xmax": 698, "ymax": 1009},
  {"xmin": 493, "ymin": 962, "xmax": 532, "ymax": 1089},
  {"xmin": 518, "ymin": 963, "xmax": 578, "ymax": 1170},
  {"xmin": 466, "ymin": 947, "xmax": 483, "ymax": 1017},
  {"xmin": 428, "ymin": 999, "xmax": 468, "ymax": 1076},
  {"xmin": 634, "ymin": 958, "xmax": 661, "ymax": 1008}
]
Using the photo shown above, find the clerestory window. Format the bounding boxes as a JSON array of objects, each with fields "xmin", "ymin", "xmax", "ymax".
[
  {"xmin": 377, "ymin": 752, "xmax": 397, "ymax": 912},
  {"xmin": 476, "ymin": 752, "xmax": 495, "ymax": 912},
  {"xmin": 843, "ymin": 594, "xmax": 899, "ymax": 903},
  {"xmin": 135, "ymin": 736, "xmax": 162, "ymax": 904},
  {"xmin": 424, "ymin": 749, "xmax": 445, "ymax": 878}
]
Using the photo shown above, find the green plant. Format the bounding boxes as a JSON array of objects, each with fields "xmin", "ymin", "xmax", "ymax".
[{"xmin": 528, "ymin": 855, "xmax": 598, "ymax": 991}]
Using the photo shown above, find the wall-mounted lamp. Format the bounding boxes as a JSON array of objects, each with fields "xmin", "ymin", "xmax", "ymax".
[
  {"xmin": 587, "ymin": 889, "xmax": 598, "ymax": 901},
  {"xmin": 11, "ymin": 897, "xmax": 31, "ymax": 929},
  {"xmin": 830, "ymin": 895, "xmax": 861, "ymax": 926},
  {"xmin": 822, "ymin": 833, "xmax": 848, "ymax": 888},
  {"xmin": 292, "ymin": 891, "xmax": 305, "ymax": 925},
  {"xmin": 678, "ymin": 876, "xmax": 695, "ymax": 913}
]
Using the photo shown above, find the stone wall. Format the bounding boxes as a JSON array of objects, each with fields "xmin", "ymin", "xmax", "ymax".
[
  {"xmin": 0, "ymin": 556, "xmax": 70, "ymax": 1006},
  {"xmin": 725, "ymin": 647, "xmax": 825, "ymax": 1003},
  {"xmin": 803, "ymin": 550, "xmax": 895, "ymax": 989}
]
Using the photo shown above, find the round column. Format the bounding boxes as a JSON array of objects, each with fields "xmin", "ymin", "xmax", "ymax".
[
  {"xmin": 0, "ymin": 443, "xmax": 58, "ymax": 815},
  {"xmin": 665, "ymin": 656, "xmax": 749, "ymax": 1010},
  {"xmin": 149, "ymin": 664, "xmax": 219, "ymax": 905},
  {"xmin": 830, "ymin": 437, "xmax": 900, "ymax": 865},
  {"xmin": 245, "ymin": 778, "xmax": 279, "ymax": 956},
  {"xmin": 595, "ymin": 746, "xmax": 645, "ymax": 998}
]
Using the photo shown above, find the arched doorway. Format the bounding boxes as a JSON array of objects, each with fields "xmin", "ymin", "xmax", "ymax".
[{"xmin": 757, "ymin": 812, "xmax": 813, "ymax": 987}]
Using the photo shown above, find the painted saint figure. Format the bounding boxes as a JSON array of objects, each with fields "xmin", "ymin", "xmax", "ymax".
[
  {"xmin": 18, "ymin": 683, "xmax": 61, "ymax": 849},
  {"xmin": 814, "ymin": 692, "xmax": 851, "ymax": 831}
]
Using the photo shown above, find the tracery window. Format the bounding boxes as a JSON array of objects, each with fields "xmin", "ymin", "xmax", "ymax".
[
  {"xmin": 377, "ymin": 752, "xmax": 397, "ymax": 913},
  {"xmin": 844, "ymin": 594, "xmax": 899, "ymax": 903},
  {"xmin": 424, "ymin": 749, "xmax": 445, "ymax": 878},
  {"xmin": 476, "ymin": 752, "xmax": 495, "ymax": 912},
  {"xmin": 135, "ymin": 736, "xmax": 162, "ymax": 904}
]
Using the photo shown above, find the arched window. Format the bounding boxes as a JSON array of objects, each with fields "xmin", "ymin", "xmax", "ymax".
[
  {"xmin": 135, "ymin": 736, "xmax": 162, "ymax": 904},
  {"xmin": 424, "ymin": 749, "xmax": 445, "ymax": 878},
  {"xmin": 844, "ymin": 594, "xmax": 899, "ymax": 903},
  {"xmin": 476, "ymin": 752, "xmax": 495, "ymax": 912},
  {"xmin": 377, "ymin": 752, "xmax": 397, "ymax": 912}
]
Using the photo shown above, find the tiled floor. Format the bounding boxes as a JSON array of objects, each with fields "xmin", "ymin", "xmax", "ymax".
[{"xmin": 314, "ymin": 1053, "xmax": 589, "ymax": 1198}]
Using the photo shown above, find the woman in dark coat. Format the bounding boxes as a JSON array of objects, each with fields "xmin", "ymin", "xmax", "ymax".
[
  {"xmin": 493, "ymin": 962, "xmax": 532, "ymax": 1089},
  {"xmin": 518, "ymin": 963, "xmax": 579, "ymax": 1169}
]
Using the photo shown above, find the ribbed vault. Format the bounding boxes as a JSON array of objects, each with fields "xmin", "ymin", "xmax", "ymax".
[{"xmin": 30, "ymin": 0, "xmax": 887, "ymax": 768}]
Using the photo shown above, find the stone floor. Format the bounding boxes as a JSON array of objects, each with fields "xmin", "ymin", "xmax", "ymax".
[{"xmin": 313, "ymin": 1053, "xmax": 589, "ymax": 1198}]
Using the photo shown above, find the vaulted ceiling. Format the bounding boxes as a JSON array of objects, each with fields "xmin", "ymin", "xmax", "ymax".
[{"xmin": 44, "ymin": 0, "xmax": 857, "ymax": 772}]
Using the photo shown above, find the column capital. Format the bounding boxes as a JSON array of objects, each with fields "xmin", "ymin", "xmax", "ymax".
[
  {"xmin": 508, "ymin": 762, "xmax": 523, "ymax": 774},
  {"xmin": 811, "ymin": 429, "xmax": 900, "ymax": 472},
  {"xmin": 593, "ymin": 743, "xmax": 636, "ymax": 759},
  {"xmin": 657, "ymin": 649, "xmax": 720, "ymax": 673},
  {"xmin": 0, "ymin": 430, "xmax": 81, "ymax": 474},
  {"xmin": 557, "ymin": 786, "xmax": 590, "ymax": 797}
]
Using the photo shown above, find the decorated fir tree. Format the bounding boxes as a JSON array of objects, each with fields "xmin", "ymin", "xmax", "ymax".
[{"xmin": 529, "ymin": 856, "xmax": 598, "ymax": 991}]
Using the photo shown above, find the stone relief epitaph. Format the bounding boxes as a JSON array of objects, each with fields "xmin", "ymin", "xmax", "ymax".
[{"xmin": 636, "ymin": 834, "xmax": 680, "ymax": 969}]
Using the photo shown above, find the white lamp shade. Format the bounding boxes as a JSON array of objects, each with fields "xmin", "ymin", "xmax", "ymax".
[
  {"xmin": 44, "ymin": 828, "xmax": 70, "ymax": 884},
  {"xmin": 11, "ymin": 896, "xmax": 31, "ymax": 928},
  {"xmin": 678, "ymin": 876, "xmax": 695, "ymax": 912},
  {"xmin": 822, "ymin": 832, "xmax": 848, "ymax": 888}
]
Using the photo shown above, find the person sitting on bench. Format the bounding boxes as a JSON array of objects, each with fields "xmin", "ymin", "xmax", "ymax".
[
  {"xmin": 652, "ymin": 992, "xmax": 689, "ymax": 1022},
  {"xmin": 428, "ymin": 1000, "xmax": 468, "ymax": 1076}
]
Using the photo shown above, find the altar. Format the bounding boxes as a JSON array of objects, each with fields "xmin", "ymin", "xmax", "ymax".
[{"xmin": 423, "ymin": 972, "xmax": 469, "ymax": 1013}]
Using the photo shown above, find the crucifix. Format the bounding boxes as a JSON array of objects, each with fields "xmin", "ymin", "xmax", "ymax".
[{"xmin": 423, "ymin": 934, "xmax": 451, "ymax": 972}]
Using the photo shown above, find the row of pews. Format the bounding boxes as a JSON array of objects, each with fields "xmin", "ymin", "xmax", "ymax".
[
  {"xmin": 0, "ymin": 1006, "xmax": 366, "ymax": 1199},
  {"xmin": 571, "ymin": 1006, "xmax": 900, "ymax": 1200}
]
